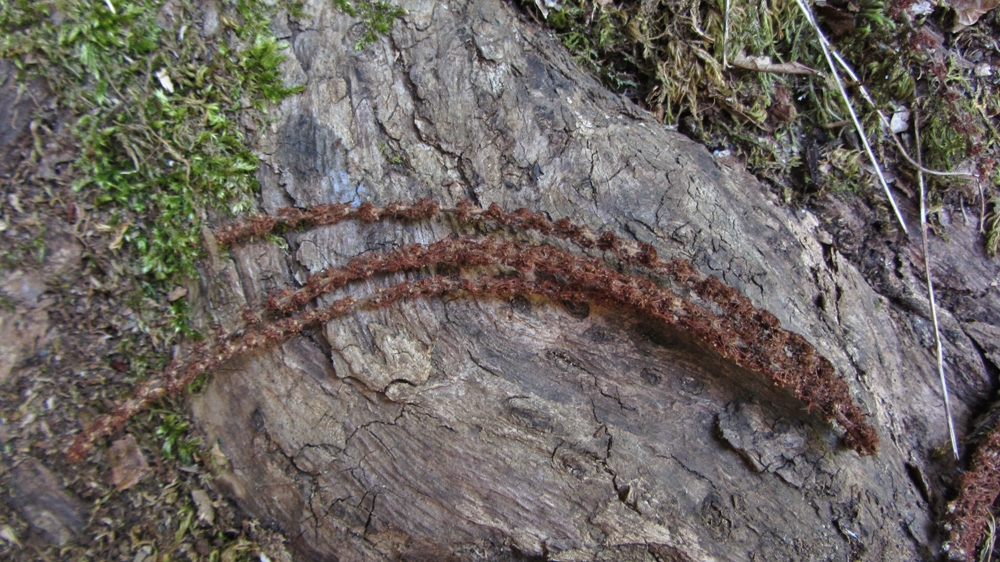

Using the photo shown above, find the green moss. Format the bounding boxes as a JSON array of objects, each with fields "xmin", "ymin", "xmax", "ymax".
[
  {"xmin": 332, "ymin": 0, "xmax": 406, "ymax": 50},
  {"xmin": 151, "ymin": 410, "xmax": 201, "ymax": 465},
  {"xmin": 185, "ymin": 372, "xmax": 211, "ymax": 394},
  {"xmin": 820, "ymin": 146, "xmax": 867, "ymax": 195},
  {"xmin": 0, "ymin": 291, "xmax": 14, "ymax": 312},
  {"xmin": 0, "ymin": 0, "xmax": 302, "ymax": 282},
  {"xmin": 921, "ymin": 95, "xmax": 981, "ymax": 182}
]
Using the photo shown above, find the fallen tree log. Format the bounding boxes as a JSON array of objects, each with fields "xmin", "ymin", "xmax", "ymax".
[{"xmin": 157, "ymin": 0, "xmax": 1000, "ymax": 559}]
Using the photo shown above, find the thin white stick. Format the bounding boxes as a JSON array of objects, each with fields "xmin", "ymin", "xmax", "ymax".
[
  {"xmin": 723, "ymin": 0, "xmax": 730, "ymax": 69},
  {"xmin": 916, "ymin": 111, "xmax": 959, "ymax": 460},
  {"xmin": 793, "ymin": 0, "xmax": 908, "ymax": 234}
]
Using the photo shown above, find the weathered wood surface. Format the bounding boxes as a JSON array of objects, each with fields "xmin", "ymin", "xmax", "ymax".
[{"xmin": 187, "ymin": 0, "xmax": 1000, "ymax": 559}]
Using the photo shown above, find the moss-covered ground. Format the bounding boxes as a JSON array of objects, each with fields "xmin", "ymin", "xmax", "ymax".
[
  {"xmin": 0, "ymin": 0, "xmax": 311, "ymax": 559},
  {"xmin": 529, "ymin": 0, "xmax": 1000, "ymax": 249},
  {"xmin": 0, "ymin": 0, "xmax": 997, "ymax": 558}
]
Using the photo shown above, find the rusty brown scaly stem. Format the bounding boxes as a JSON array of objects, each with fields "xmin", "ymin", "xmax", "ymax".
[
  {"xmin": 68, "ymin": 201, "xmax": 879, "ymax": 463},
  {"xmin": 943, "ymin": 426, "xmax": 1000, "ymax": 560}
]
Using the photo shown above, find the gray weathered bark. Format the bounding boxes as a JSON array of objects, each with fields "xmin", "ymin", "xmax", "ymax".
[{"xmin": 186, "ymin": 0, "xmax": 1000, "ymax": 559}]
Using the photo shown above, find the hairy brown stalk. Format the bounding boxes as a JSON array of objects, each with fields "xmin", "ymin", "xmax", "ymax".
[
  {"xmin": 214, "ymin": 199, "xmax": 443, "ymax": 245},
  {"xmin": 68, "ymin": 271, "xmax": 615, "ymax": 462},
  {"xmin": 944, "ymin": 426, "xmax": 1000, "ymax": 560},
  {"xmin": 69, "ymin": 200, "xmax": 880, "ymax": 463},
  {"xmin": 219, "ymin": 199, "xmax": 783, "ymax": 371},
  {"xmin": 265, "ymin": 235, "xmax": 877, "ymax": 455}
]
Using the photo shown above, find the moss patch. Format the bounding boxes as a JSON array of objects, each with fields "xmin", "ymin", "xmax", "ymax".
[
  {"xmin": 0, "ymin": 0, "xmax": 303, "ymax": 281},
  {"xmin": 532, "ymin": 0, "xmax": 1000, "ymax": 248}
]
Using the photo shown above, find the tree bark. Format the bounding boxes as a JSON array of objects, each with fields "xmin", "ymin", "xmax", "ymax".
[{"xmin": 186, "ymin": 0, "xmax": 1000, "ymax": 559}]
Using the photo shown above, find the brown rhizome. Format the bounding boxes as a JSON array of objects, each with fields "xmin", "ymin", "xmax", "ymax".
[{"xmin": 78, "ymin": 200, "xmax": 1000, "ymax": 554}]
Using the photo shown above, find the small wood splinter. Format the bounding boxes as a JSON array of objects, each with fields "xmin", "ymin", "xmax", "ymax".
[{"xmin": 68, "ymin": 199, "xmax": 880, "ymax": 464}]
